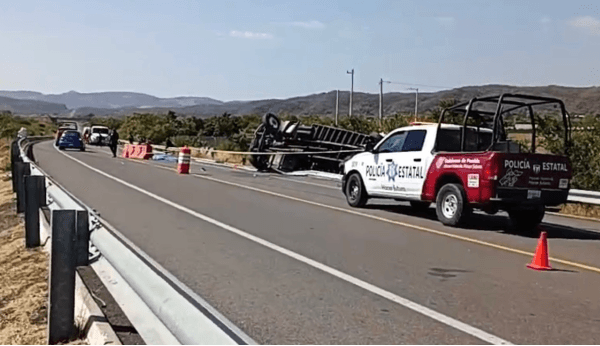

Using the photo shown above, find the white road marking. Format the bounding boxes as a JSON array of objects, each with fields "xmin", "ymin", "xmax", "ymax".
[{"xmin": 57, "ymin": 147, "xmax": 511, "ymax": 345}]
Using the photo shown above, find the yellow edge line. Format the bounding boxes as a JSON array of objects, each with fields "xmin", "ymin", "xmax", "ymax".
[{"xmin": 125, "ymin": 157, "xmax": 600, "ymax": 275}]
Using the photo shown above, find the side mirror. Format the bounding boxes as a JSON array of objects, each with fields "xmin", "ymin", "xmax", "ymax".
[{"xmin": 365, "ymin": 141, "xmax": 376, "ymax": 152}]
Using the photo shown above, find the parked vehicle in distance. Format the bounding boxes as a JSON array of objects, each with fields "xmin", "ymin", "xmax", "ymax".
[
  {"xmin": 55, "ymin": 126, "xmax": 76, "ymax": 146},
  {"xmin": 89, "ymin": 126, "xmax": 110, "ymax": 146},
  {"xmin": 341, "ymin": 94, "xmax": 573, "ymax": 234},
  {"xmin": 57, "ymin": 130, "xmax": 86, "ymax": 151}
]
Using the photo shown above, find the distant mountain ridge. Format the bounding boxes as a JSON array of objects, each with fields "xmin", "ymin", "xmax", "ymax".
[
  {"xmin": 0, "ymin": 90, "xmax": 223, "ymax": 110},
  {"xmin": 1, "ymin": 85, "xmax": 599, "ymax": 117},
  {"xmin": 0, "ymin": 95, "xmax": 67, "ymax": 114}
]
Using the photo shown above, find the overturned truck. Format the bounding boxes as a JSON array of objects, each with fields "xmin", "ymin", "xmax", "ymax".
[{"xmin": 248, "ymin": 113, "xmax": 381, "ymax": 174}]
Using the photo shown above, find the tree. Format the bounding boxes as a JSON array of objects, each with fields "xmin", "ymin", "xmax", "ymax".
[
  {"xmin": 536, "ymin": 114, "xmax": 600, "ymax": 190},
  {"xmin": 431, "ymin": 98, "xmax": 461, "ymax": 124}
]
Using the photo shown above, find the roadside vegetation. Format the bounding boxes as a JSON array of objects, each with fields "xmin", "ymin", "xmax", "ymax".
[{"xmin": 0, "ymin": 112, "xmax": 57, "ymax": 140}]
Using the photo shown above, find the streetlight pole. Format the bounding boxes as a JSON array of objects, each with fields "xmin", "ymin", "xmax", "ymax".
[
  {"xmin": 347, "ymin": 69, "xmax": 354, "ymax": 117},
  {"xmin": 407, "ymin": 87, "xmax": 419, "ymax": 122}
]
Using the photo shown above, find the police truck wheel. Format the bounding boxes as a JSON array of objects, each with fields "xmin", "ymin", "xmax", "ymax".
[
  {"xmin": 508, "ymin": 207, "xmax": 545, "ymax": 235},
  {"xmin": 436, "ymin": 183, "xmax": 470, "ymax": 226},
  {"xmin": 410, "ymin": 201, "xmax": 431, "ymax": 211},
  {"xmin": 345, "ymin": 173, "xmax": 368, "ymax": 208}
]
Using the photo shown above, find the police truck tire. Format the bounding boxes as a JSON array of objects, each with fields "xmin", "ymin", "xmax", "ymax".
[
  {"xmin": 410, "ymin": 201, "xmax": 431, "ymax": 211},
  {"xmin": 345, "ymin": 173, "xmax": 368, "ymax": 208},
  {"xmin": 436, "ymin": 183, "xmax": 470, "ymax": 226},
  {"xmin": 508, "ymin": 207, "xmax": 545, "ymax": 235}
]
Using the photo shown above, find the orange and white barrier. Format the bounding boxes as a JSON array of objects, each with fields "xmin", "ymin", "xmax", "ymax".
[
  {"xmin": 122, "ymin": 144, "xmax": 153, "ymax": 160},
  {"xmin": 178, "ymin": 146, "xmax": 191, "ymax": 174}
]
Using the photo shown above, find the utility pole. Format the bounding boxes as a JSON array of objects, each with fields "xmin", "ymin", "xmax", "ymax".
[
  {"xmin": 379, "ymin": 79, "xmax": 391, "ymax": 127},
  {"xmin": 335, "ymin": 90, "xmax": 339, "ymax": 126},
  {"xmin": 407, "ymin": 87, "xmax": 419, "ymax": 122},
  {"xmin": 347, "ymin": 69, "xmax": 354, "ymax": 117},
  {"xmin": 379, "ymin": 78, "xmax": 383, "ymax": 125}
]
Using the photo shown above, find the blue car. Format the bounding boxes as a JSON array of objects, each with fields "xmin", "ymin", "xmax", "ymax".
[{"xmin": 58, "ymin": 131, "xmax": 86, "ymax": 151}]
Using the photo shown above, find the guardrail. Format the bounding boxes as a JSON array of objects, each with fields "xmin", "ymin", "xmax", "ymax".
[
  {"xmin": 567, "ymin": 189, "xmax": 600, "ymax": 205},
  {"xmin": 12, "ymin": 136, "xmax": 254, "ymax": 345}
]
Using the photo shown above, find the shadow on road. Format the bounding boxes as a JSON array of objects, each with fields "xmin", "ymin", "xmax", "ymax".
[{"xmin": 365, "ymin": 203, "xmax": 600, "ymax": 241}]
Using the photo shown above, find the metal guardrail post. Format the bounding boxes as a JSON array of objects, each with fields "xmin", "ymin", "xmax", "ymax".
[
  {"xmin": 48, "ymin": 210, "xmax": 77, "ymax": 345},
  {"xmin": 10, "ymin": 139, "xmax": 21, "ymax": 192},
  {"xmin": 24, "ymin": 175, "xmax": 44, "ymax": 248},
  {"xmin": 75, "ymin": 210, "xmax": 90, "ymax": 266},
  {"xmin": 15, "ymin": 162, "xmax": 30, "ymax": 213}
]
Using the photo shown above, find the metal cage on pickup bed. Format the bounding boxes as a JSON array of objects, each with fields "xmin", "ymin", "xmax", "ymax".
[{"xmin": 438, "ymin": 94, "xmax": 572, "ymax": 154}]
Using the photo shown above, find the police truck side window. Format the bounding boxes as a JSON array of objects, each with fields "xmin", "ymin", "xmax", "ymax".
[
  {"xmin": 401, "ymin": 130, "xmax": 427, "ymax": 152},
  {"xmin": 378, "ymin": 132, "xmax": 407, "ymax": 153}
]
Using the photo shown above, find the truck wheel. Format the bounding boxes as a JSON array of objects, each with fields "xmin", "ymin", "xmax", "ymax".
[
  {"xmin": 436, "ymin": 183, "xmax": 471, "ymax": 226},
  {"xmin": 263, "ymin": 113, "xmax": 281, "ymax": 133},
  {"xmin": 410, "ymin": 201, "xmax": 431, "ymax": 211},
  {"xmin": 508, "ymin": 207, "xmax": 545, "ymax": 235},
  {"xmin": 345, "ymin": 173, "xmax": 368, "ymax": 208}
]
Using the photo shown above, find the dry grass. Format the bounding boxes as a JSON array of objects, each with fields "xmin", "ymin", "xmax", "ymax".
[
  {"xmin": 189, "ymin": 148, "xmax": 248, "ymax": 165},
  {"xmin": 559, "ymin": 203, "xmax": 600, "ymax": 220},
  {"xmin": 0, "ymin": 140, "xmax": 87, "ymax": 345},
  {"xmin": 0, "ymin": 145, "xmax": 48, "ymax": 344}
]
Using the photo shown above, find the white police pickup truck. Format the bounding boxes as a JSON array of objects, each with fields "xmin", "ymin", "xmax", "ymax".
[{"xmin": 341, "ymin": 94, "xmax": 573, "ymax": 233}]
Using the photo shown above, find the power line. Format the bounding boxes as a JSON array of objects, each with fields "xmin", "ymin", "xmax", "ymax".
[{"xmin": 384, "ymin": 81, "xmax": 451, "ymax": 89}]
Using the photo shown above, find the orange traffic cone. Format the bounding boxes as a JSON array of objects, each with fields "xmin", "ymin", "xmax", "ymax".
[{"xmin": 527, "ymin": 231, "xmax": 552, "ymax": 271}]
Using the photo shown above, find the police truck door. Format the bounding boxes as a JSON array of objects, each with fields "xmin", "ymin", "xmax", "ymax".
[{"xmin": 371, "ymin": 129, "xmax": 428, "ymax": 198}]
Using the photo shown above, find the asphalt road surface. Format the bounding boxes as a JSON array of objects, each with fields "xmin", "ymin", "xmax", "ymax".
[{"xmin": 34, "ymin": 141, "xmax": 600, "ymax": 344}]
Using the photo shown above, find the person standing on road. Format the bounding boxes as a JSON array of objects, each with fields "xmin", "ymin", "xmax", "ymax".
[{"xmin": 109, "ymin": 128, "xmax": 119, "ymax": 157}]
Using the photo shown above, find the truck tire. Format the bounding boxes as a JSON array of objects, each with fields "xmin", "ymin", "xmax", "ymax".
[
  {"xmin": 508, "ymin": 207, "xmax": 545, "ymax": 235},
  {"xmin": 410, "ymin": 201, "xmax": 431, "ymax": 211},
  {"xmin": 345, "ymin": 173, "xmax": 368, "ymax": 208},
  {"xmin": 436, "ymin": 183, "xmax": 471, "ymax": 226},
  {"xmin": 263, "ymin": 113, "xmax": 281, "ymax": 133}
]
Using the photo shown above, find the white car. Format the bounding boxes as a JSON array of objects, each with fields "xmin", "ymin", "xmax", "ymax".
[{"xmin": 89, "ymin": 126, "xmax": 110, "ymax": 146}]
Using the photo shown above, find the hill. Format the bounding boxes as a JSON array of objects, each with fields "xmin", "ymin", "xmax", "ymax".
[
  {"xmin": 2, "ymin": 84, "xmax": 599, "ymax": 118},
  {"xmin": 0, "ymin": 96, "xmax": 67, "ymax": 114},
  {"xmin": 0, "ymin": 91, "xmax": 223, "ymax": 110},
  {"xmin": 123, "ymin": 85, "xmax": 600, "ymax": 118}
]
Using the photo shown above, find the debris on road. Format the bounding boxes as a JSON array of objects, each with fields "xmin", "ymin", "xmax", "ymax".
[{"xmin": 152, "ymin": 153, "xmax": 178, "ymax": 163}]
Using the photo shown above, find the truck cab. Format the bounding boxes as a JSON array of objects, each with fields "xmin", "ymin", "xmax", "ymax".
[
  {"xmin": 341, "ymin": 94, "xmax": 573, "ymax": 233},
  {"xmin": 90, "ymin": 125, "xmax": 110, "ymax": 146}
]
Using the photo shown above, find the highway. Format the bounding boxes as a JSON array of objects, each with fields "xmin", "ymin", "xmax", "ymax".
[{"xmin": 34, "ymin": 140, "xmax": 600, "ymax": 344}]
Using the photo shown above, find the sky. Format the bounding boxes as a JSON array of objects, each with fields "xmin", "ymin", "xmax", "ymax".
[{"xmin": 1, "ymin": 0, "xmax": 600, "ymax": 101}]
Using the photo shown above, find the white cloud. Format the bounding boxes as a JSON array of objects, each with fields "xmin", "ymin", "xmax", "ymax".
[
  {"xmin": 229, "ymin": 30, "xmax": 274, "ymax": 39},
  {"xmin": 540, "ymin": 17, "xmax": 551, "ymax": 24},
  {"xmin": 286, "ymin": 20, "xmax": 325, "ymax": 29},
  {"xmin": 568, "ymin": 16, "xmax": 600, "ymax": 35}
]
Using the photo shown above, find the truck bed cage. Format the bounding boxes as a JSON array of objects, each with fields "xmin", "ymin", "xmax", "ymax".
[{"xmin": 438, "ymin": 93, "xmax": 572, "ymax": 154}]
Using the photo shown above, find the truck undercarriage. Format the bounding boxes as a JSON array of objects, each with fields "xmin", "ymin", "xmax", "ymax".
[{"xmin": 248, "ymin": 113, "xmax": 380, "ymax": 174}]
